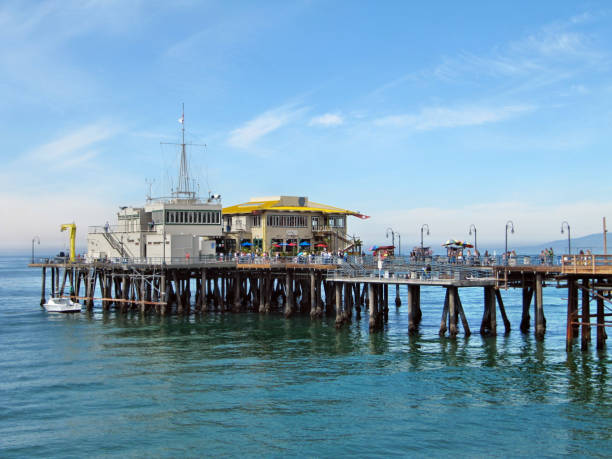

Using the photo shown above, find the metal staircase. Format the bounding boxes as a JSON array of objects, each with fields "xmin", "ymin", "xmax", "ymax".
[{"xmin": 103, "ymin": 231, "xmax": 134, "ymax": 258}]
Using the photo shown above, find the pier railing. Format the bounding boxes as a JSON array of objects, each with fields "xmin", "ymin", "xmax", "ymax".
[
  {"xmin": 561, "ymin": 254, "xmax": 612, "ymax": 274},
  {"xmin": 329, "ymin": 260, "xmax": 494, "ymax": 283}
]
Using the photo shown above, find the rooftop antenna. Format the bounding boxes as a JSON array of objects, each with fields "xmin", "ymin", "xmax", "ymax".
[
  {"xmin": 145, "ymin": 178, "xmax": 155, "ymax": 202},
  {"xmin": 160, "ymin": 103, "xmax": 207, "ymax": 201}
]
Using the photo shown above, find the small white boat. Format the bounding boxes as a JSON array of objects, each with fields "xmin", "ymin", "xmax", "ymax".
[{"xmin": 43, "ymin": 297, "xmax": 81, "ymax": 313}]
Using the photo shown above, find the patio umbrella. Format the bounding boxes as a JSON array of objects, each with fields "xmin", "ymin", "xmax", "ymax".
[
  {"xmin": 299, "ymin": 241, "xmax": 310, "ymax": 246},
  {"xmin": 288, "ymin": 243, "xmax": 297, "ymax": 247},
  {"xmin": 315, "ymin": 243, "xmax": 327, "ymax": 247},
  {"xmin": 272, "ymin": 243, "xmax": 281, "ymax": 248},
  {"xmin": 369, "ymin": 245, "xmax": 379, "ymax": 251},
  {"xmin": 461, "ymin": 242, "xmax": 474, "ymax": 248},
  {"xmin": 241, "ymin": 241, "xmax": 252, "ymax": 247}
]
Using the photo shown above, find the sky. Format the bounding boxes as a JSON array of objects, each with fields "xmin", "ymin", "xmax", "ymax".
[{"xmin": 1, "ymin": 0, "xmax": 611, "ymax": 253}]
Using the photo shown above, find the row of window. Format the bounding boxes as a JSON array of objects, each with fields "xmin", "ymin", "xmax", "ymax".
[
  {"xmin": 312, "ymin": 216, "xmax": 345, "ymax": 228},
  {"xmin": 149, "ymin": 211, "xmax": 344, "ymax": 228},
  {"xmin": 152, "ymin": 210, "xmax": 221, "ymax": 225},
  {"xmin": 267, "ymin": 215, "xmax": 308, "ymax": 228}
]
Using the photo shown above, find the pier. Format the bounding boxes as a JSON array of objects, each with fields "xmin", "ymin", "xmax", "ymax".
[{"xmin": 31, "ymin": 253, "xmax": 611, "ymax": 352}]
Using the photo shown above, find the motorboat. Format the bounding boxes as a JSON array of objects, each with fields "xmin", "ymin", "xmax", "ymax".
[{"xmin": 43, "ymin": 297, "xmax": 81, "ymax": 313}]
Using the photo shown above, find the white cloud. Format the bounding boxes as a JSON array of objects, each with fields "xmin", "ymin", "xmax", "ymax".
[
  {"xmin": 228, "ymin": 104, "xmax": 306, "ymax": 149},
  {"xmin": 309, "ymin": 113, "xmax": 344, "ymax": 127},
  {"xmin": 26, "ymin": 122, "xmax": 117, "ymax": 163},
  {"xmin": 374, "ymin": 104, "xmax": 534, "ymax": 130}
]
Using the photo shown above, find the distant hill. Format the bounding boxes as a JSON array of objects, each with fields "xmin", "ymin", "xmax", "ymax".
[{"xmin": 517, "ymin": 232, "xmax": 608, "ymax": 255}]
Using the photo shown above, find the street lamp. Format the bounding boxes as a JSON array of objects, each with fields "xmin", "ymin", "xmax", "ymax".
[
  {"xmin": 561, "ymin": 221, "xmax": 571, "ymax": 255},
  {"xmin": 31, "ymin": 236, "xmax": 40, "ymax": 263},
  {"xmin": 420, "ymin": 224, "xmax": 430, "ymax": 249},
  {"xmin": 505, "ymin": 220, "xmax": 515, "ymax": 266},
  {"xmin": 397, "ymin": 233, "xmax": 401, "ymax": 256},
  {"xmin": 469, "ymin": 224, "xmax": 477, "ymax": 254},
  {"xmin": 386, "ymin": 227, "xmax": 395, "ymax": 254}
]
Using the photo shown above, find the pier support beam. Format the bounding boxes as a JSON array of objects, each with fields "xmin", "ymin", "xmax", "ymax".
[
  {"xmin": 596, "ymin": 280, "xmax": 606, "ymax": 350},
  {"xmin": 448, "ymin": 287, "xmax": 458, "ymax": 338},
  {"xmin": 284, "ymin": 272, "xmax": 294, "ymax": 318},
  {"xmin": 383, "ymin": 284, "xmax": 389, "ymax": 322},
  {"xmin": 335, "ymin": 282, "xmax": 343, "ymax": 328},
  {"xmin": 456, "ymin": 290, "xmax": 471, "ymax": 337},
  {"xmin": 407, "ymin": 285, "xmax": 419, "ymax": 335},
  {"xmin": 201, "ymin": 270, "xmax": 207, "ymax": 312},
  {"xmin": 480, "ymin": 286, "xmax": 496, "ymax": 336},
  {"xmin": 495, "ymin": 289, "xmax": 511, "ymax": 334},
  {"xmin": 160, "ymin": 273, "xmax": 167, "ymax": 315},
  {"xmin": 40, "ymin": 267, "xmax": 46, "ymax": 306},
  {"xmin": 439, "ymin": 289, "xmax": 449, "ymax": 336},
  {"xmin": 395, "ymin": 284, "xmax": 401, "ymax": 307},
  {"xmin": 368, "ymin": 283, "xmax": 382, "ymax": 332},
  {"xmin": 520, "ymin": 287, "xmax": 533, "ymax": 333},
  {"xmin": 581, "ymin": 278, "xmax": 591, "ymax": 351},
  {"xmin": 535, "ymin": 273, "xmax": 545, "ymax": 341}
]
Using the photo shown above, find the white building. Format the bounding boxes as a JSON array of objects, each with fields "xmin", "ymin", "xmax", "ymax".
[
  {"xmin": 87, "ymin": 199, "xmax": 222, "ymax": 262},
  {"xmin": 87, "ymin": 107, "xmax": 222, "ymax": 262}
]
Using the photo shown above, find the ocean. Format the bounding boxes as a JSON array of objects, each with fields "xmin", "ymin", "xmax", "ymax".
[{"xmin": 1, "ymin": 255, "xmax": 610, "ymax": 457}]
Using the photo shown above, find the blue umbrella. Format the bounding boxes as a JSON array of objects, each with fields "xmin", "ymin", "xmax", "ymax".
[
  {"xmin": 241, "ymin": 241, "xmax": 252, "ymax": 246},
  {"xmin": 299, "ymin": 241, "xmax": 310, "ymax": 246}
]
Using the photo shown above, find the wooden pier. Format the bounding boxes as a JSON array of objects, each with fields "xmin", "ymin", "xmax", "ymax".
[{"xmin": 30, "ymin": 255, "xmax": 610, "ymax": 351}]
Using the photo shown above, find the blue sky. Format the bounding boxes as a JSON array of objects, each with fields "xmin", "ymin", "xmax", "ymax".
[{"xmin": 1, "ymin": 1, "xmax": 611, "ymax": 252}]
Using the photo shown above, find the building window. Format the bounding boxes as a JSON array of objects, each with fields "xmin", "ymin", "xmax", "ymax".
[
  {"xmin": 267, "ymin": 214, "xmax": 307, "ymax": 228},
  {"xmin": 252, "ymin": 215, "xmax": 261, "ymax": 227}
]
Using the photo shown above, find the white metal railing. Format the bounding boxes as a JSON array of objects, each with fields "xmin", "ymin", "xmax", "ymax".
[{"xmin": 88, "ymin": 225, "xmax": 157, "ymax": 234}]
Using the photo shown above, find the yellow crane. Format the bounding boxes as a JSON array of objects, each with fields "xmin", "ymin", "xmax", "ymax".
[{"xmin": 60, "ymin": 223, "xmax": 77, "ymax": 262}]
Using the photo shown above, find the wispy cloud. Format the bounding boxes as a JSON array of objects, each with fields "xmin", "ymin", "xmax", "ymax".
[
  {"xmin": 27, "ymin": 122, "xmax": 117, "ymax": 164},
  {"xmin": 370, "ymin": 11, "xmax": 606, "ymax": 99},
  {"xmin": 309, "ymin": 113, "xmax": 344, "ymax": 127},
  {"xmin": 374, "ymin": 104, "xmax": 535, "ymax": 130},
  {"xmin": 228, "ymin": 104, "xmax": 307, "ymax": 149}
]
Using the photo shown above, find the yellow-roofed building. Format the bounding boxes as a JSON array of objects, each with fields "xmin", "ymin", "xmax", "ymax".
[{"xmin": 221, "ymin": 196, "xmax": 367, "ymax": 253}]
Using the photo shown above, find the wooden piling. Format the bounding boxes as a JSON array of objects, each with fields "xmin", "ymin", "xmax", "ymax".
[
  {"xmin": 534, "ymin": 273, "xmax": 544, "ymax": 341},
  {"xmin": 596, "ymin": 280, "xmax": 605, "ymax": 350},
  {"xmin": 520, "ymin": 286, "xmax": 533, "ymax": 333},
  {"xmin": 581, "ymin": 278, "xmax": 590, "ymax": 351},
  {"xmin": 368, "ymin": 283, "xmax": 377, "ymax": 331},
  {"xmin": 395, "ymin": 284, "xmax": 401, "ymax": 307},
  {"xmin": 494, "ymin": 289, "xmax": 511, "ymax": 334},
  {"xmin": 40, "ymin": 267, "xmax": 46, "ymax": 306},
  {"xmin": 335, "ymin": 282, "xmax": 343, "ymax": 328},
  {"xmin": 456, "ymin": 289, "xmax": 471, "ymax": 337},
  {"xmin": 407, "ymin": 284, "xmax": 417, "ymax": 335},
  {"xmin": 448, "ymin": 286, "xmax": 458, "ymax": 338},
  {"xmin": 284, "ymin": 272, "xmax": 294, "ymax": 318},
  {"xmin": 439, "ymin": 289, "xmax": 449, "ymax": 336}
]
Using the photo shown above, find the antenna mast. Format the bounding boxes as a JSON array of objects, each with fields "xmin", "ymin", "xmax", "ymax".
[
  {"xmin": 178, "ymin": 102, "xmax": 192, "ymax": 197},
  {"xmin": 160, "ymin": 103, "xmax": 206, "ymax": 202}
]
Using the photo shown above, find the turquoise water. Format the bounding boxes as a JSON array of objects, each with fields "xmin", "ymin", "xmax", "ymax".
[{"xmin": 1, "ymin": 256, "xmax": 610, "ymax": 457}]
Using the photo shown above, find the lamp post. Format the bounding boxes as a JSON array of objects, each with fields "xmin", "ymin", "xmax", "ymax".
[
  {"xmin": 31, "ymin": 236, "xmax": 40, "ymax": 263},
  {"xmin": 505, "ymin": 220, "xmax": 515, "ymax": 266},
  {"xmin": 397, "ymin": 233, "xmax": 401, "ymax": 256},
  {"xmin": 561, "ymin": 221, "xmax": 571, "ymax": 255},
  {"xmin": 386, "ymin": 227, "xmax": 395, "ymax": 255},
  {"xmin": 469, "ymin": 224, "xmax": 477, "ymax": 254},
  {"xmin": 420, "ymin": 224, "xmax": 430, "ymax": 249}
]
